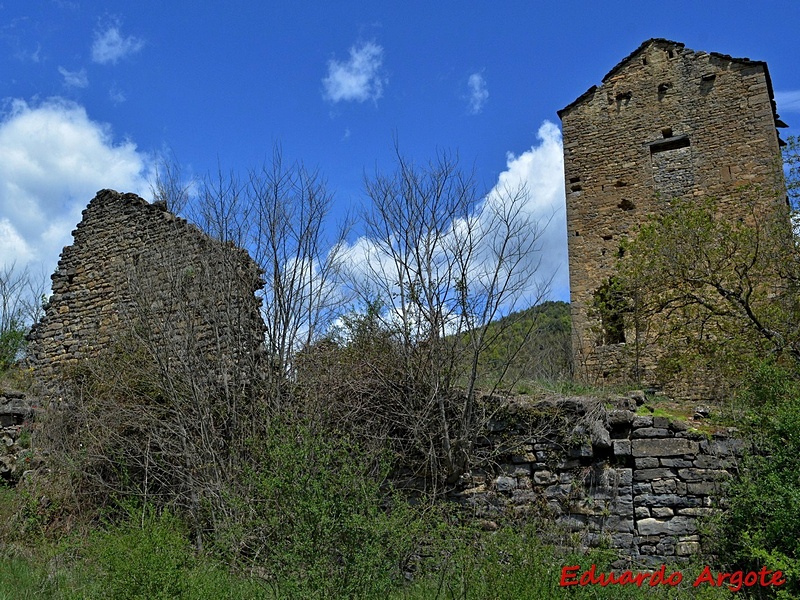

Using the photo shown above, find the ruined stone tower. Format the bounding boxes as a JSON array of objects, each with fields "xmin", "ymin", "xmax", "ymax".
[
  {"xmin": 28, "ymin": 190, "xmax": 266, "ymax": 394},
  {"xmin": 558, "ymin": 39, "xmax": 787, "ymax": 385}
]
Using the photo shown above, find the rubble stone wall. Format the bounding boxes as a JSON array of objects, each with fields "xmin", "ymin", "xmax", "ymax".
[
  {"xmin": 0, "ymin": 389, "xmax": 36, "ymax": 481},
  {"xmin": 452, "ymin": 393, "xmax": 741, "ymax": 567},
  {"xmin": 27, "ymin": 189, "xmax": 266, "ymax": 394}
]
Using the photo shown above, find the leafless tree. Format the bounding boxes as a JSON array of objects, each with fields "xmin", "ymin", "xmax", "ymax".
[
  {"xmin": 150, "ymin": 152, "xmax": 194, "ymax": 215},
  {"xmin": 246, "ymin": 149, "xmax": 349, "ymax": 401},
  {"xmin": 345, "ymin": 148, "xmax": 552, "ymax": 487}
]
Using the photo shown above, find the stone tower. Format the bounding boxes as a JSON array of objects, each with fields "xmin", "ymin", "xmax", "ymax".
[{"xmin": 558, "ymin": 39, "xmax": 787, "ymax": 385}]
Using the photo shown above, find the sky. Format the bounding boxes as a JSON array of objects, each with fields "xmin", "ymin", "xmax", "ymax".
[{"xmin": 2, "ymin": 1, "xmax": 800, "ymax": 307}]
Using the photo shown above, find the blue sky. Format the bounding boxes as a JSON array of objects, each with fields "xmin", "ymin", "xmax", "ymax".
[{"xmin": 2, "ymin": 1, "xmax": 800, "ymax": 305}]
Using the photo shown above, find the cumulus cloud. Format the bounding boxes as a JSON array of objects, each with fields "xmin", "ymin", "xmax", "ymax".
[
  {"xmin": 58, "ymin": 66, "xmax": 88, "ymax": 88},
  {"xmin": 323, "ymin": 42, "xmax": 385, "ymax": 103},
  {"xmin": 775, "ymin": 90, "xmax": 800, "ymax": 114},
  {"xmin": 467, "ymin": 72, "xmax": 488, "ymax": 114},
  {"xmin": 340, "ymin": 120, "xmax": 568, "ymax": 318},
  {"xmin": 487, "ymin": 121, "xmax": 568, "ymax": 301},
  {"xmin": 0, "ymin": 98, "xmax": 152, "ymax": 280},
  {"xmin": 91, "ymin": 24, "xmax": 144, "ymax": 65}
]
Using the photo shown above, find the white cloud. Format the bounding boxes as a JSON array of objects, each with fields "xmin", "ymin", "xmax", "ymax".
[
  {"xmin": 91, "ymin": 25, "xmax": 144, "ymax": 65},
  {"xmin": 0, "ymin": 98, "xmax": 152, "ymax": 282},
  {"xmin": 340, "ymin": 120, "xmax": 568, "ymax": 318},
  {"xmin": 775, "ymin": 90, "xmax": 800, "ymax": 114},
  {"xmin": 109, "ymin": 84, "xmax": 126, "ymax": 104},
  {"xmin": 323, "ymin": 42, "xmax": 385, "ymax": 103},
  {"xmin": 58, "ymin": 66, "xmax": 88, "ymax": 88},
  {"xmin": 467, "ymin": 72, "xmax": 488, "ymax": 114},
  {"xmin": 486, "ymin": 121, "xmax": 568, "ymax": 301}
]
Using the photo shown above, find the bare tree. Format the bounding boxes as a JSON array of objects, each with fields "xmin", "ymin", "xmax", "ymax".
[
  {"xmin": 150, "ymin": 152, "xmax": 194, "ymax": 215},
  {"xmin": 0, "ymin": 263, "xmax": 47, "ymax": 369},
  {"xmin": 348, "ymin": 148, "xmax": 552, "ymax": 487},
  {"xmin": 246, "ymin": 149, "xmax": 349, "ymax": 402}
]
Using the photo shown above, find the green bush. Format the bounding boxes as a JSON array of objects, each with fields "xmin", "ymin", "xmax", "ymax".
[
  {"xmin": 69, "ymin": 507, "xmax": 268, "ymax": 600},
  {"xmin": 0, "ymin": 323, "xmax": 26, "ymax": 371},
  {"xmin": 712, "ymin": 361, "xmax": 800, "ymax": 598},
  {"xmin": 220, "ymin": 420, "xmax": 425, "ymax": 598}
]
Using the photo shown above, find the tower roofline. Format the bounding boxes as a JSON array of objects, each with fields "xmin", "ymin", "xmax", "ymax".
[{"xmin": 557, "ymin": 39, "xmax": 785, "ymax": 132}]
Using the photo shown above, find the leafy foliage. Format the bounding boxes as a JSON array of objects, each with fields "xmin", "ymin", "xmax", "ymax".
[
  {"xmin": 712, "ymin": 362, "xmax": 800, "ymax": 598},
  {"xmin": 225, "ymin": 420, "xmax": 423, "ymax": 598},
  {"xmin": 616, "ymin": 194, "xmax": 799, "ymax": 394},
  {"xmin": 0, "ymin": 321, "xmax": 27, "ymax": 372},
  {"xmin": 471, "ymin": 300, "xmax": 572, "ymax": 387}
]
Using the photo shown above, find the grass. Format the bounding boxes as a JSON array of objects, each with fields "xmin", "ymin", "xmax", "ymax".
[{"xmin": 0, "ymin": 497, "xmax": 734, "ymax": 600}]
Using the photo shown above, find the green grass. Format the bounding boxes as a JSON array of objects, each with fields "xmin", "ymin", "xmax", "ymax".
[{"xmin": 0, "ymin": 507, "xmax": 733, "ymax": 600}]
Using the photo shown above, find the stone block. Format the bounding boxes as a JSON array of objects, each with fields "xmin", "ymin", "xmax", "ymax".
[
  {"xmin": 634, "ymin": 494, "xmax": 703, "ymax": 509},
  {"xmin": 632, "ymin": 427, "xmax": 671, "ymax": 438},
  {"xmin": 607, "ymin": 409, "xmax": 635, "ymax": 427},
  {"xmin": 558, "ymin": 514, "xmax": 588, "ymax": 531},
  {"xmin": 569, "ymin": 444, "xmax": 593, "ymax": 458},
  {"xmin": 651, "ymin": 479, "xmax": 677, "ymax": 494},
  {"xmin": 659, "ymin": 458, "xmax": 693, "ymax": 468},
  {"xmin": 612, "ymin": 439, "xmax": 631, "ymax": 456},
  {"xmin": 495, "ymin": 476, "xmax": 517, "ymax": 492},
  {"xmin": 589, "ymin": 419, "xmax": 612, "ymax": 448},
  {"xmin": 533, "ymin": 470, "xmax": 557, "ymax": 485},
  {"xmin": 633, "ymin": 468, "xmax": 677, "ymax": 481},
  {"xmin": 676, "ymin": 507, "xmax": 719, "ymax": 517},
  {"xmin": 693, "ymin": 455, "xmax": 736, "ymax": 469},
  {"xmin": 632, "ymin": 438, "xmax": 699, "ymax": 457},
  {"xmin": 677, "ymin": 468, "xmax": 731, "ymax": 482},
  {"xmin": 636, "ymin": 516, "xmax": 697, "ymax": 536},
  {"xmin": 676, "ymin": 541, "xmax": 701, "ymax": 556},
  {"xmin": 652, "ymin": 416, "xmax": 670, "ymax": 429},
  {"xmin": 544, "ymin": 483, "xmax": 571, "ymax": 499}
]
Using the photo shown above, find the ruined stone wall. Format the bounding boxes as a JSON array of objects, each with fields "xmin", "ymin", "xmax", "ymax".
[
  {"xmin": 452, "ymin": 393, "xmax": 741, "ymax": 567},
  {"xmin": 0, "ymin": 388, "xmax": 36, "ymax": 482},
  {"xmin": 27, "ymin": 189, "xmax": 265, "ymax": 393},
  {"xmin": 558, "ymin": 39, "xmax": 787, "ymax": 385}
]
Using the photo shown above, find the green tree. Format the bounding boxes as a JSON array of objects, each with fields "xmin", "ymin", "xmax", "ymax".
[
  {"xmin": 0, "ymin": 263, "xmax": 44, "ymax": 371},
  {"xmin": 615, "ymin": 193, "xmax": 799, "ymax": 393}
]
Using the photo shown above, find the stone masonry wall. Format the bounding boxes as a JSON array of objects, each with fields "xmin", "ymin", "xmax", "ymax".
[
  {"xmin": 27, "ymin": 189, "xmax": 266, "ymax": 394},
  {"xmin": 558, "ymin": 39, "xmax": 787, "ymax": 386},
  {"xmin": 0, "ymin": 388, "xmax": 37, "ymax": 482},
  {"xmin": 452, "ymin": 393, "xmax": 742, "ymax": 567}
]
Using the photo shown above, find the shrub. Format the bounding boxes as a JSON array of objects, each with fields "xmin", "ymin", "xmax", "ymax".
[
  {"xmin": 221, "ymin": 420, "xmax": 425, "ymax": 598},
  {"xmin": 712, "ymin": 361, "xmax": 800, "ymax": 597}
]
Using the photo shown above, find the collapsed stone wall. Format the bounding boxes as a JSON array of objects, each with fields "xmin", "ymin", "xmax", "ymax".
[
  {"xmin": 0, "ymin": 388, "xmax": 37, "ymax": 482},
  {"xmin": 452, "ymin": 392, "xmax": 742, "ymax": 567},
  {"xmin": 27, "ymin": 189, "xmax": 266, "ymax": 395},
  {"xmin": 559, "ymin": 39, "xmax": 788, "ymax": 388}
]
